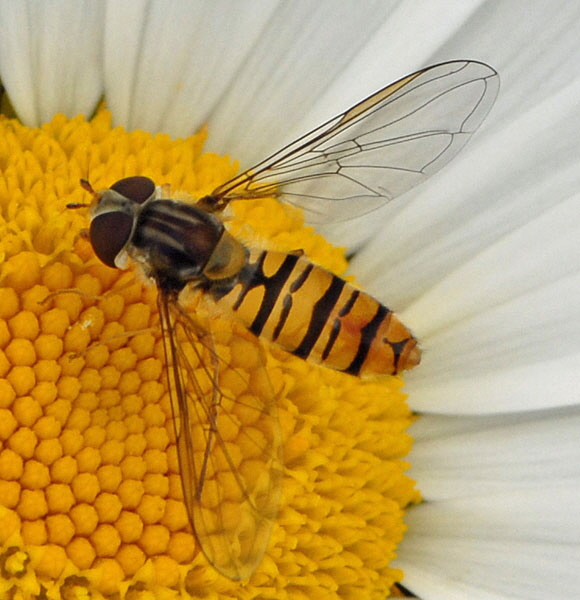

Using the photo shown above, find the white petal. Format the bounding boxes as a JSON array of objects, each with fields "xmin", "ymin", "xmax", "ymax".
[
  {"xmin": 409, "ymin": 407, "xmax": 580, "ymax": 499},
  {"xmin": 103, "ymin": 0, "xmax": 277, "ymax": 138},
  {"xmin": 395, "ymin": 486, "xmax": 580, "ymax": 599},
  {"xmin": 206, "ymin": 0, "xmax": 486, "ymax": 166},
  {"xmin": 0, "ymin": 0, "xmax": 104, "ymax": 125},
  {"xmin": 103, "ymin": 0, "xmax": 395, "ymax": 160},
  {"xmin": 101, "ymin": 2, "xmax": 489, "ymax": 167},
  {"xmin": 443, "ymin": 2, "xmax": 580, "ymax": 119},
  {"xmin": 405, "ymin": 353, "xmax": 580, "ymax": 414},
  {"xmin": 291, "ymin": 0, "xmax": 485, "ymax": 137},
  {"xmin": 335, "ymin": 1, "xmax": 580, "ymax": 251},
  {"xmin": 397, "ymin": 404, "xmax": 580, "ymax": 599}
]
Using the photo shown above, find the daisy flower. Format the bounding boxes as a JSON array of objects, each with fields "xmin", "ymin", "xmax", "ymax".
[{"xmin": 0, "ymin": 2, "xmax": 579, "ymax": 599}]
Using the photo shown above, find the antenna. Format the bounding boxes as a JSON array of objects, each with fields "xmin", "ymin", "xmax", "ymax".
[{"xmin": 67, "ymin": 178, "xmax": 96, "ymax": 209}]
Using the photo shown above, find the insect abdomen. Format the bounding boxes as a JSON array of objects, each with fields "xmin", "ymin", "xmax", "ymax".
[{"xmin": 213, "ymin": 250, "xmax": 420, "ymax": 377}]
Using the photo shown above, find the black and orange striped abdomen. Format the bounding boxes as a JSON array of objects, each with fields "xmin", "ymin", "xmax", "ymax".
[{"xmin": 213, "ymin": 250, "xmax": 420, "ymax": 377}]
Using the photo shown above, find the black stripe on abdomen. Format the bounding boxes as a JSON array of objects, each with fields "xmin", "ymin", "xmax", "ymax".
[
  {"xmin": 343, "ymin": 304, "xmax": 389, "ymax": 376},
  {"xmin": 243, "ymin": 252, "xmax": 301, "ymax": 337},
  {"xmin": 293, "ymin": 274, "xmax": 345, "ymax": 360},
  {"xmin": 273, "ymin": 262, "xmax": 313, "ymax": 342},
  {"xmin": 320, "ymin": 289, "xmax": 360, "ymax": 361}
]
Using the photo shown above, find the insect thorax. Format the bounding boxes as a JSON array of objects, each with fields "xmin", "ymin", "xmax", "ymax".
[{"xmin": 131, "ymin": 199, "xmax": 248, "ymax": 293}]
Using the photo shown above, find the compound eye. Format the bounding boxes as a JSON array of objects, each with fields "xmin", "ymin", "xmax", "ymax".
[
  {"xmin": 89, "ymin": 211, "xmax": 134, "ymax": 268},
  {"xmin": 110, "ymin": 176, "xmax": 155, "ymax": 204}
]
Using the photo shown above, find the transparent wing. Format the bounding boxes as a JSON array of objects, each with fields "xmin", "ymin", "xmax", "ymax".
[
  {"xmin": 209, "ymin": 60, "xmax": 499, "ymax": 222},
  {"xmin": 157, "ymin": 291, "xmax": 283, "ymax": 580}
]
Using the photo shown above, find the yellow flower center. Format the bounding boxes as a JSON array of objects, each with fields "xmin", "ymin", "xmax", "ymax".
[{"xmin": 0, "ymin": 109, "xmax": 419, "ymax": 599}]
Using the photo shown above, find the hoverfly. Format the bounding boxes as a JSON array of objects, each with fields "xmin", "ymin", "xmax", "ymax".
[{"xmin": 73, "ymin": 60, "xmax": 498, "ymax": 580}]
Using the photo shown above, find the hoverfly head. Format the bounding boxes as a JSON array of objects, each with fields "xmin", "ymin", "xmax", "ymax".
[{"xmin": 83, "ymin": 176, "xmax": 156, "ymax": 269}]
